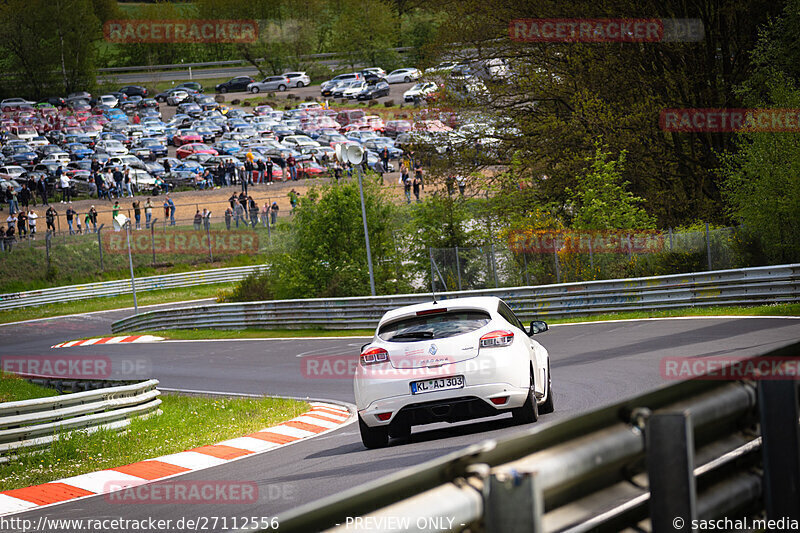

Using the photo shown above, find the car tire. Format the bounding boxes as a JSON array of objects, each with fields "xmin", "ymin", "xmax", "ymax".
[
  {"xmin": 512, "ymin": 369, "xmax": 539, "ymax": 425},
  {"xmin": 251, "ymin": 87, "xmax": 260, "ymax": 94},
  {"xmin": 404, "ymin": 76, "xmax": 411, "ymax": 83},
  {"xmin": 219, "ymin": 87, "xmax": 227, "ymax": 94},
  {"xmin": 539, "ymin": 363, "xmax": 555, "ymax": 414},
  {"xmin": 359, "ymin": 414, "xmax": 389, "ymax": 449},
  {"xmin": 278, "ymin": 85, "xmax": 286, "ymax": 92},
  {"xmin": 388, "ymin": 422, "xmax": 411, "ymax": 441},
  {"xmin": 296, "ymin": 82, "xmax": 305, "ymax": 88}
]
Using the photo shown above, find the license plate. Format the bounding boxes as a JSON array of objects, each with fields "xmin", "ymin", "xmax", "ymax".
[{"xmin": 410, "ymin": 375, "xmax": 465, "ymax": 395}]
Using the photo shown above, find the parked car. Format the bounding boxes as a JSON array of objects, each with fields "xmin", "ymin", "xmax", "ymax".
[
  {"xmin": 176, "ymin": 82, "xmax": 203, "ymax": 93},
  {"xmin": 284, "ymin": 72, "xmax": 311, "ymax": 88},
  {"xmin": 247, "ymin": 76, "xmax": 291, "ymax": 93},
  {"xmin": 403, "ymin": 81, "xmax": 439, "ymax": 102},
  {"xmin": 119, "ymin": 85, "xmax": 148, "ymax": 98},
  {"xmin": 176, "ymin": 143, "xmax": 218, "ymax": 159},
  {"xmin": 172, "ymin": 130, "xmax": 203, "ymax": 146},
  {"xmin": 342, "ymin": 81, "xmax": 368, "ymax": 99},
  {"xmin": 385, "ymin": 68, "xmax": 421, "ymax": 84},
  {"xmin": 320, "ymin": 73, "xmax": 363, "ymax": 93},
  {"xmin": 215, "ymin": 76, "xmax": 255, "ymax": 93},
  {"xmin": 384, "ymin": 120, "xmax": 412, "ymax": 138},
  {"xmin": 357, "ymin": 81, "xmax": 391, "ymax": 100},
  {"xmin": 354, "ymin": 296, "xmax": 554, "ymax": 448}
]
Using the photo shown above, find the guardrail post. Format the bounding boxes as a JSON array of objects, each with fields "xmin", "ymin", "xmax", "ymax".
[
  {"xmin": 485, "ymin": 470, "xmax": 543, "ymax": 533},
  {"xmin": 757, "ymin": 379, "xmax": 800, "ymax": 521},
  {"xmin": 646, "ymin": 411, "xmax": 697, "ymax": 532}
]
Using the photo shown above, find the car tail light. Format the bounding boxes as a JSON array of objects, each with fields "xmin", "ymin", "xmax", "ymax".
[
  {"xmin": 490, "ymin": 396, "xmax": 509, "ymax": 405},
  {"xmin": 360, "ymin": 347, "xmax": 389, "ymax": 366},
  {"xmin": 376, "ymin": 412, "xmax": 392, "ymax": 421},
  {"xmin": 480, "ymin": 330, "xmax": 514, "ymax": 348}
]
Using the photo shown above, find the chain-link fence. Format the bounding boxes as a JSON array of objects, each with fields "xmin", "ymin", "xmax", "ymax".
[{"xmin": 429, "ymin": 225, "xmax": 741, "ymax": 291}]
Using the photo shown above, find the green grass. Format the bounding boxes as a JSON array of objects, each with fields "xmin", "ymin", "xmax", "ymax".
[
  {"xmin": 0, "ymin": 283, "xmax": 232, "ymax": 325},
  {"xmin": 135, "ymin": 328, "xmax": 375, "ymax": 340},
  {"xmin": 0, "ymin": 373, "xmax": 59, "ymax": 403},
  {"xmin": 0, "ymin": 392, "xmax": 308, "ymax": 490},
  {"xmin": 120, "ymin": 303, "xmax": 800, "ymax": 340}
]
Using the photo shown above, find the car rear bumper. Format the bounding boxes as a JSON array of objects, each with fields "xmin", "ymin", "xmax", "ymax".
[{"xmin": 358, "ymin": 382, "xmax": 528, "ymax": 428}]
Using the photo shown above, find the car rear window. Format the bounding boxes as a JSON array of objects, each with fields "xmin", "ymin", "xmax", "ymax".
[{"xmin": 378, "ymin": 310, "xmax": 491, "ymax": 342}]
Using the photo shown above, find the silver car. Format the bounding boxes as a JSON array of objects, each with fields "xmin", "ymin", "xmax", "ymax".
[
  {"xmin": 248, "ymin": 76, "xmax": 291, "ymax": 93},
  {"xmin": 284, "ymin": 72, "xmax": 311, "ymax": 88}
]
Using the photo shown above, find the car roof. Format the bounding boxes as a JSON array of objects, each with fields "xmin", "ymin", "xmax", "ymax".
[{"xmin": 378, "ymin": 296, "xmax": 502, "ymax": 325}]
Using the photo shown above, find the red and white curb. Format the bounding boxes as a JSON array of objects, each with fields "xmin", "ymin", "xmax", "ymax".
[
  {"xmin": 51, "ymin": 335, "xmax": 164, "ymax": 349},
  {"xmin": 0, "ymin": 402, "xmax": 352, "ymax": 515}
]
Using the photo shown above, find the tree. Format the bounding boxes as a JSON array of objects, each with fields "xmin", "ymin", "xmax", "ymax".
[
  {"xmin": 0, "ymin": 0, "xmax": 102, "ymax": 97},
  {"xmin": 236, "ymin": 180, "xmax": 406, "ymax": 300},
  {"xmin": 330, "ymin": 0, "xmax": 399, "ymax": 68}
]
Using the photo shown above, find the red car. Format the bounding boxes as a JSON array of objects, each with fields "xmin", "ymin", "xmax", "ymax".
[
  {"xmin": 176, "ymin": 143, "xmax": 218, "ymax": 159},
  {"xmin": 173, "ymin": 130, "xmax": 203, "ymax": 146},
  {"xmin": 297, "ymin": 160, "xmax": 327, "ymax": 178},
  {"xmin": 385, "ymin": 120, "xmax": 412, "ymax": 137}
]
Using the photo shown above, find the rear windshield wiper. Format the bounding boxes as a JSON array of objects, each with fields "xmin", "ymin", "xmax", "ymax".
[{"xmin": 391, "ymin": 331, "xmax": 435, "ymax": 340}]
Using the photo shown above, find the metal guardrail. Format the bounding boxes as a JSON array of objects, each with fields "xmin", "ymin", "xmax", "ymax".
[
  {"xmin": 98, "ymin": 47, "xmax": 412, "ymax": 74},
  {"xmin": 0, "ymin": 380, "xmax": 161, "ymax": 458},
  {"xmin": 239, "ymin": 342, "xmax": 800, "ymax": 532},
  {"xmin": 112, "ymin": 264, "xmax": 800, "ymax": 333},
  {"xmin": 0, "ymin": 265, "xmax": 266, "ymax": 311}
]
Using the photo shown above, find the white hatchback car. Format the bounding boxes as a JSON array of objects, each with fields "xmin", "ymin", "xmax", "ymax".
[{"xmin": 354, "ymin": 296, "xmax": 553, "ymax": 448}]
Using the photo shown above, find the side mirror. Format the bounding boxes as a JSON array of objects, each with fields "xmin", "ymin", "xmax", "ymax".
[{"xmin": 529, "ymin": 320, "xmax": 548, "ymax": 335}]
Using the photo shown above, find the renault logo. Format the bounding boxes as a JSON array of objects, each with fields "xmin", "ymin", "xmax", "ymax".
[{"xmin": 429, "ymin": 344, "xmax": 438, "ymax": 355}]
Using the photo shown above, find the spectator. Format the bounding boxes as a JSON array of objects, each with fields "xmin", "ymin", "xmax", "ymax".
[
  {"xmin": 144, "ymin": 198, "xmax": 152, "ymax": 228},
  {"xmin": 403, "ymin": 173, "xmax": 411, "ymax": 204},
  {"xmin": 413, "ymin": 174, "xmax": 421, "ymax": 203},
  {"xmin": 16, "ymin": 211, "xmax": 26, "ymax": 238},
  {"xmin": 261, "ymin": 203, "xmax": 269, "ymax": 227},
  {"xmin": 414, "ymin": 161, "xmax": 424, "ymax": 191},
  {"xmin": 278, "ymin": 157, "xmax": 286, "ymax": 181},
  {"xmin": 66, "ymin": 203, "xmax": 76, "ymax": 234},
  {"xmin": 248, "ymin": 196, "xmax": 259, "ymax": 228},
  {"xmin": 374, "ymin": 159, "xmax": 385, "ymax": 185},
  {"xmin": 28, "ymin": 209, "xmax": 37, "ymax": 239},
  {"xmin": 287, "ymin": 154, "xmax": 297, "ymax": 181},
  {"xmin": 238, "ymin": 191, "xmax": 247, "ymax": 207},
  {"xmin": 132, "ymin": 199, "xmax": 141, "ymax": 230},
  {"xmin": 89, "ymin": 206, "xmax": 98, "ymax": 232},
  {"xmin": 112, "ymin": 201, "xmax": 120, "ymax": 220},
  {"xmin": 244, "ymin": 158, "xmax": 254, "ymax": 186},
  {"xmin": 288, "ymin": 189, "xmax": 299, "ymax": 214},
  {"xmin": 233, "ymin": 199, "xmax": 245, "ymax": 228},
  {"xmin": 46, "ymin": 206, "xmax": 57, "ymax": 234},
  {"xmin": 257, "ymin": 159, "xmax": 265, "ymax": 184},
  {"xmin": 60, "ymin": 173, "xmax": 72, "ymax": 203},
  {"xmin": 265, "ymin": 157, "xmax": 274, "ymax": 184},
  {"xmin": 163, "ymin": 159, "xmax": 171, "ymax": 175},
  {"xmin": 4, "ymin": 226, "xmax": 15, "ymax": 252},
  {"xmin": 124, "ymin": 170, "xmax": 133, "ymax": 197},
  {"xmin": 270, "ymin": 201, "xmax": 279, "ymax": 226},
  {"xmin": 37, "ymin": 176, "xmax": 48, "ymax": 206},
  {"xmin": 193, "ymin": 210, "xmax": 202, "ymax": 230},
  {"xmin": 113, "ymin": 168, "xmax": 124, "ymax": 198},
  {"xmin": 380, "ymin": 146, "xmax": 390, "ymax": 170},
  {"xmin": 224, "ymin": 206, "xmax": 232, "ymax": 230},
  {"xmin": 6, "ymin": 212, "xmax": 17, "ymax": 232},
  {"xmin": 228, "ymin": 192, "xmax": 237, "ymax": 210},
  {"xmin": 18, "ymin": 184, "xmax": 30, "ymax": 210},
  {"xmin": 202, "ymin": 208, "xmax": 211, "ymax": 231},
  {"xmin": 457, "ymin": 175, "xmax": 466, "ymax": 196},
  {"xmin": 95, "ymin": 171, "xmax": 106, "ymax": 199},
  {"xmin": 75, "ymin": 212, "xmax": 82, "ymax": 234},
  {"xmin": 88, "ymin": 176, "xmax": 97, "ymax": 197},
  {"xmin": 334, "ymin": 161, "xmax": 343, "ymax": 183},
  {"xmin": 84, "ymin": 211, "xmax": 91, "ymax": 233},
  {"xmin": 7, "ymin": 188, "xmax": 18, "ymax": 214},
  {"xmin": 166, "ymin": 195, "xmax": 176, "ymax": 226}
]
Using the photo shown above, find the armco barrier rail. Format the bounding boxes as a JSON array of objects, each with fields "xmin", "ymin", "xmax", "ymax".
[
  {"xmin": 0, "ymin": 380, "xmax": 161, "ymax": 459},
  {"xmin": 239, "ymin": 342, "xmax": 800, "ymax": 532},
  {"xmin": 112, "ymin": 264, "xmax": 800, "ymax": 333},
  {"xmin": 0, "ymin": 265, "xmax": 266, "ymax": 311}
]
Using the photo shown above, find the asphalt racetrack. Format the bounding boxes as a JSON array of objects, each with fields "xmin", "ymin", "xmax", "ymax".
[{"xmin": 1, "ymin": 306, "xmax": 798, "ymax": 532}]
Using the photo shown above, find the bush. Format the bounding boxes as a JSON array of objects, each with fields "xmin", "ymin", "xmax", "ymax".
[
  {"xmin": 305, "ymin": 96, "xmax": 314, "ymax": 102},
  {"xmin": 231, "ymin": 98, "xmax": 241, "ymax": 105},
  {"xmin": 219, "ymin": 268, "xmax": 272, "ymax": 302},
  {"xmin": 242, "ymin": 101, "xmax": 251, "ymax": 107},
  {"xmin": 368, "ymin": 100, "xmax": 377, "ymax": 107},
  {"xmin": 214, "ymin": 94, "xmax": 225, "ymax": 103},
  {"xmin": 384, "ymin": 100, "xmax": 394, "ymax": 107}
]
